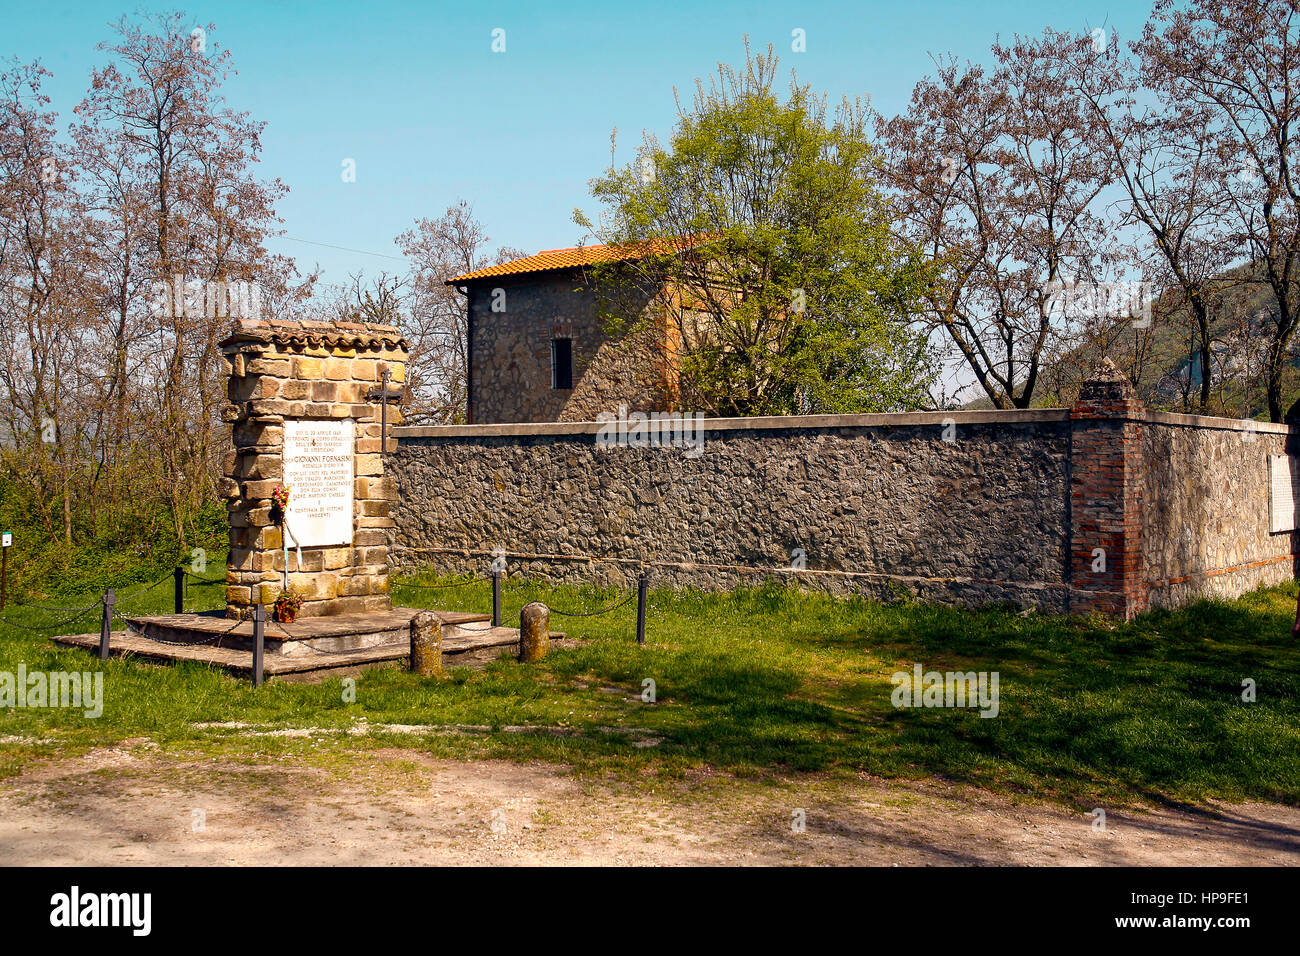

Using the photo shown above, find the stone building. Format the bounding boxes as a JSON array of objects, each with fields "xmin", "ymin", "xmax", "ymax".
[{"xmin": 448, "ymin": 241, "xmax": 700, "ymax": 424}]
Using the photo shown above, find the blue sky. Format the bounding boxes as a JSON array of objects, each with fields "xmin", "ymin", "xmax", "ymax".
[{"xmin": 7, "ymin": 0, "xmax": 1149, "ymax": 286}]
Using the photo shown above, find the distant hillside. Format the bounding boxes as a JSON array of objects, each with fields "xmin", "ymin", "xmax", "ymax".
[{"xmin": 958, "ymin": 263, "xmax": 1300, "ymax": 420}]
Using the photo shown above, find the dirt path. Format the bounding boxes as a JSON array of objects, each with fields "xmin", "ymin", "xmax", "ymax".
[{"xmin": 2, "ymin": 743, "xmax": 1297, "ymax": 865}]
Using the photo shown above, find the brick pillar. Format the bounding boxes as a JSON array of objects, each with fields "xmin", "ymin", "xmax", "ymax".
[
  {"xmin": 219, "ymin": 318, "xmax": 407, "ymax": 619},
  {"xmin": 1069, "ymin": 358, "xmax": 1147, "ymax": 618}
]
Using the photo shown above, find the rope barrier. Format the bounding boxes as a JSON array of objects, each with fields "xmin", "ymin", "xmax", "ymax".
[
  {"xmin": 268, "ymin": 619, "xmax": 299, "ymax": 640},
  {"xmin": 287, "ymin": 638, "xmax": 410, "ymax": 656}
]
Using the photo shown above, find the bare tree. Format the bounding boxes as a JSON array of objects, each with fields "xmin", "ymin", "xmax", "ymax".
[
  {"xmin": 397, "ymin": 202, "xmax": 524, "ymax": 423},
  {"xmin": 1059, "ymin": 28, "xmax": 1237, "ymax": 413},
  {"xmin": 879, "ymin": 35, "xmax": 1114, "ymax": 408},
  {"xmin": 72, "ymin": 11, "xmax": 295, "ymax": 545},
  {"xmin": 0, "ymin": 58, "xmax": 91, "ymax": 547},
  {"xmin": 1139, "ymin": 0, "xmax": 1300, "ymax": 421}
]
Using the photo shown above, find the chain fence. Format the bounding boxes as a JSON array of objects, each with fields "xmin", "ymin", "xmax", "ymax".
[
  {"xmin": 113, "ymin": 613, "xmax": 247, "ymax": 647},
  {"xmin": 2, "ymin": 545, "xmax": 790, "ymax": 671},
  {"xmin": 0, "ymin": 605, "xmax": 99, "ymax": 633},
  {"xmin": 184, "ymin": 570, "xmax": 226, "ymax": 587},
  {"xmin": 548, "ymin": 591, "xmax": 638, "ymax": 618}
]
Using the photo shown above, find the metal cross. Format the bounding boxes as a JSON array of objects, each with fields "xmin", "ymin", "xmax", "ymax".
[{"xmin": 366, "ymin": 367, "xmax": 405, "ymax": 458}]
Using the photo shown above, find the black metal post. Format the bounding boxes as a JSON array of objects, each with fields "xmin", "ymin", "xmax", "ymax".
[
  {"xmin": 252, "ymin": 603, "xmax": 265, "ymax": 688},
  {"xmin": 99, "ymin": 589, "xmax": 115, "ymax": 660},
  {"xmin": 636, "ymin": 571, "xmax": 648, "ymax": 646},
  {"xmin": 491, "ymin": 569, "xmax": 502, "ymax": 627},
  {"xmin": 173, "ymin": 566, "xmax": 185, "ymax": 615}
]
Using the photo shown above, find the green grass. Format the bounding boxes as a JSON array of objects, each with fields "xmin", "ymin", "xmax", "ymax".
[{"xmin": 2, "ymin": 561, "xmax": 1297, "ymax": 809}]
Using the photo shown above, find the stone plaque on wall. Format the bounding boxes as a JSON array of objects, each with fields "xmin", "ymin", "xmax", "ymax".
[
  {"xmin": 283, "ymin": 419, "xmax": 355, "ymax": 547},
  {"xmin": 1268, "ymin": 454, "xmax": 1300, "ymax": 534}
]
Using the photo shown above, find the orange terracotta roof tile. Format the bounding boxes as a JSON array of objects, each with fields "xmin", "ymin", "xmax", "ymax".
[
  {"xmin": 446, "ymin": 235, "xmax": 718, "ymax": 285},
  {"xmin": 220, "ymin": 317, "xmax": 409, "ymax": 351}
]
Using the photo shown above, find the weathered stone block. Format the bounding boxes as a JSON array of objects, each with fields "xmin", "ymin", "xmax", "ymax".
[
  {"xmin": 293, "ymin": 357, "xmax": 325, "ymax": 379},
  {"xmin": 322, "ymin": 548, "xmax": 353, "ymax": 570},
  {"xmin": 247, "ymin": 357, "xmax": 291, "ymax": 377},
  {"xmin": 238, "ymin": 455, "xmax": 282, "ymax": 481},
  {"xmin": 248, "ymin": 399, "xmax": 294, "ymax": 417},
  {"xmin": 280, "ymin": 379, "xmax": 312, "ymax": 401},
  {"xmin": 335, "ymin": 382, "xmax": 365, "ymax": 403},
  {"xmin": 307, "ymin": 573, "xmax": 339, "ymax": 600},
  {"xmin": 243, "ymin": 479, "xmax": 280, "ymax": 501},
  {"xmin": 233, "ymin": 421, "xmax": 283, "ymax": 448}
]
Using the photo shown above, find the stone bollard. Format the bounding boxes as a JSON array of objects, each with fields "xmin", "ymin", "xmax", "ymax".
[
  {"xmin": 518, "ymin": 602, "xmax": 550, "ymax": 662},
  {"xmin": 409, "ymin": 610, "xmax": 444, "ymax": 677}
]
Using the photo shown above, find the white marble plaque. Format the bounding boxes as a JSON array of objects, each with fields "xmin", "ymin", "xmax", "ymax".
[
  {"xmin": 283, "ymin": 419, "xmax": 354, "ymax": 547},
  {"xmin": 1268, "ymin": 454, "xmax": 1300, "ymax": 534}
]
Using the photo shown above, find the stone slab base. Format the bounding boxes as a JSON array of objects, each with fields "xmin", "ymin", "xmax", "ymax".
[
  {"xmin": 123, "ymin": 607, "xmax": 490, "ymax": 657},
  {"xmin": 49, "ymin": 608, "xmax": 562, "ymax": 678}
]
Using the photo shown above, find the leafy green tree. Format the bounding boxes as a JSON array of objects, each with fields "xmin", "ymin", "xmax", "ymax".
[{"xmin": 575, "ymin": 42, "xmax": 934, "ymax": 416}]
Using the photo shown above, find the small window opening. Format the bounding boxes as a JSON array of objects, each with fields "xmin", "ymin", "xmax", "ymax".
[{"xmin": 551, "ymin": 338, "xmax": 573, "ymax": 390}]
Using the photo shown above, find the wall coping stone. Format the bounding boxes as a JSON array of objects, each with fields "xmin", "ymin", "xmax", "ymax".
[
  {"xmin": 1137, "ymin": 409, "xmax": 1296, "ymax": 434},
  {"xmin": 395, "ymin": 407, "xmax": 1299, "ymax": 439},
  {"xmin": 394, "ymin": 408, "xmax": 1073, "ymax": 439}
]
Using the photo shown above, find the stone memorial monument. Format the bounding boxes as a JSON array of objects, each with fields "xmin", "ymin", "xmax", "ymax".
[
  {"xmin": 219, "ymin": 317, "xmax": 408, "ymax": 619},
  {"xmin": 51, "ymin": 316, "xmax": 561, "ymax": 680}
]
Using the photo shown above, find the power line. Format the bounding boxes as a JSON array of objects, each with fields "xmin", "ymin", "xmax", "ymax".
[{"xmin": 277, "ymin": 235, "xmax": 408, "ymax": 262}]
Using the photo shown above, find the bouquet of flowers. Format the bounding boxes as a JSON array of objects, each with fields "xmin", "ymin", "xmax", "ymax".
[
  {"xmin": 273, "ymin": 586, "xmax": 303, "ymax": 623},
  {"xmin": 270, "ymin": 484, "xmax": 291, "ymax": 523}
]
